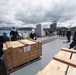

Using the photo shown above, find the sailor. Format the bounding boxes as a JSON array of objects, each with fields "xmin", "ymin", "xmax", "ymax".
[
  {"xmin": 59, "ymin": 30, "xmax": 62, "ymax": 37},
  {"xmin": 66, "ymin": 28, "xmax": 71, "ymax": 42},
  {"xmin": 62, "ymin": 29, "xmax": 66, "ymax": 37},
  {"xmin": 10, "ymin": 26, "xmax": 19, "ymax": 41},
  {"xmin": 0, "ymin": 32, "xmax": 9, "ymax": 59},
  {"xmin": 0, "ymin": 32, "xmax": 9, "ymax": 75},
  {"xmin": 69, "ymin": 29, "xmax": 76, "ymax": 48},
  {"xmin": 30, "ymin": 29, "xmax": 37, "ymax": 40}
]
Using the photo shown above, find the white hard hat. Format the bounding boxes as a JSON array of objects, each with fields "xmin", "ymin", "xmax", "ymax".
[
  {"xmin": 32, "ymin": 29, "xmax": 35, "ymax": 34},
  {"xmin": 32, "ymin": 29, "xmax": 35, "ymax": 32}
]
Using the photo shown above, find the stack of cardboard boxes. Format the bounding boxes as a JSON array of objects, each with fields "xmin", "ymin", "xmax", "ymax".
[{"xmin": 3, "ymin": 39, "xmax": 42, "ymax": 72}]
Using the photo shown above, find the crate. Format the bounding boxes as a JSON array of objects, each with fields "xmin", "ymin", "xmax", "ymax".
[
  {"xmin": 67, "ymin": 53, "xmax": 76, "ymax": 75},
  {"xmin": 36, "ymin": 71, "xmax": 45, "ymax": 75},
  {"xmin": 36, "ymin": 48, "xmax": 76, "ymax": 75},
  {"xmin": 10, "ymin": 41, "xmax": 30, "ymax": 68},
  {"xmin": 26, "ymin": 38, "xmax": 42, "ymax": 49},
  {"xmin": 5, "ymin": 62, "xmax": 12, "ymax": 71},
  {"xmin": 39, "ymin": 49, "xmax": 42, "ymax": 56},
  {"xmin": 3, "ymin": 41, "xmax": 30, "ymax": 71},
  {"xmin": 61, "ymin": 48, "xmax": 76, "ymax": 53},
  {"xmin": 3, "ymin": 43, "xmax": 13, "ymax": 71},
  {"xmin": 30, "ymin": 50, "xmax": 39, "ymax": 54},
  {"xmin": 30, "ymin": 50, "xmax": 39, "ymax": 60},
  {"xmin": 67, "ymin": 66, "xmax": 75, "ymax": 75},
  {"xmin": 19, "ymin": 39, "xmax": 39, "ymax": 51},
  {"xmin": 54, "ymin": 50, "xmax": 72, "ymax": 59},
  {"xmin": 53, "ymin": 48, "xmax": 76, "ymax": 75},
  {"xmin": 37, "ymin": 59, "xmax": 69, "ymax": 75},
  {"xmin": 23, "ymin": 39, "xmax": 42, "ymax": 55},
  {"xmin": 3, "ymin": 39, "xmax": 42, "ymax": 72},
  {"xmin": 24, "ymin": 39, "xmax": 42, "ymax": 57},
  {"xmin": 38, "ymin": 41, "xmax": 42, "ymax": 49},
  {"xmin": 19, "ymin": 39, "xmax": 42, "ymax": 61}
]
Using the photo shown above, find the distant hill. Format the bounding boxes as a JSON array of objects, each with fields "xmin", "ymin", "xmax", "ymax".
[
  {"xmin": 71, "ymin": 26, "xmax": 76, "ymax": 31},
  {"xmin": 0, "ymin": 27, "xmax": 33, "ymax": 30},
  {"xmin": 17, "ymin": 27, "xmax": 33, "ymax": 30},
  {"xmin": 0, "ymin": 27, "xmax": 11, "ymax": 30}
]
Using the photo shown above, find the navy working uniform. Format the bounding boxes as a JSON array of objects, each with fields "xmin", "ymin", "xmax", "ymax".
[
  {"xmin": 10, "ymin": 26, "xmax": 19, "ymax": 41},
  {"xmin": 30, "ymin": 29, "xmax": 37, "ymax": 40},
  {"xmin": 63, "ymin": 30, "xmax": 66, "ymax": 37},
  {"xmin": 66, "ymin": 29, "xmax": 71, "ymax": 42},
  {"xmin": 69, "ymin": 30, "xmax": 76, "ymax": 48},
  {"xmin": 59, "ymin": 30, "xmax": 62, "ymax": 37},
  {"xmin": 0, "ymin": 32, "xmax": 9, "ymax": 75},
  {"xmin": 0, "ymin": 32, "xmax": 9, "ymax": 58}
]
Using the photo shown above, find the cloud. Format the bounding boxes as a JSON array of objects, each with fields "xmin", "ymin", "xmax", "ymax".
[{"xmin": 0, "ymin": 0, "xmax": 76, "ymax": 27}]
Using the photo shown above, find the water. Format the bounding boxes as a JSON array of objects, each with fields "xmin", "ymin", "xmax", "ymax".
[{"xmin": 0, "ymin": 30, "xmax": 31, "ymax": 35}]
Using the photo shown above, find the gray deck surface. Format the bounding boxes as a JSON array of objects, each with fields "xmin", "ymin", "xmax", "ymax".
[{"xmin": 10, "ymin": 36, "xmax": 71, "ymax": 75}]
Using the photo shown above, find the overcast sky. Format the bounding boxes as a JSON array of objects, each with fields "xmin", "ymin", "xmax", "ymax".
[{"xmin": 0, "ymin": 0, "xmax": 76, "ymax": 28}]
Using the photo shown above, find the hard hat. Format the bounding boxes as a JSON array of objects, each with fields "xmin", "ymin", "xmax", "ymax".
[
  {"xmin": 31, "ymin": 29, "xmax": 35, "ymax": 34},
  {"xmin": 32, "ymin": 29, "xmax": 35, "ymax": 32},
  {"xmin": 12, "ymin": 26, "xmax": 16, "ymax": 30},
  {"xmin": 3, "ymin": 32, "xmax": 8, "ymax": 36}
]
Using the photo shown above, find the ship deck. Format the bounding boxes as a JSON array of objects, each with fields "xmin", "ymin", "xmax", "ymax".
[{"xmin": 10, "ymin": 35, "xmax": 71, "ymax": 75}]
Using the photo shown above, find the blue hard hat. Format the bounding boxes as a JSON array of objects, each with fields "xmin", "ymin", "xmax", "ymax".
[
  {"xmin": 3, "ymin": 32, "xmax": 8, "ymax": 36},
  {"xmin": 12, "ymin": 26, "xmax": 16, "ymax": 29}
]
